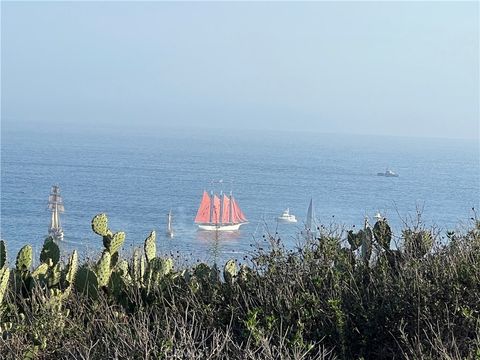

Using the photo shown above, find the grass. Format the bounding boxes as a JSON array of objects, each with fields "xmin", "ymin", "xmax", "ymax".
[{"xmin": 0, "ymin": 215, "xmax": 479, "ymax": 359}]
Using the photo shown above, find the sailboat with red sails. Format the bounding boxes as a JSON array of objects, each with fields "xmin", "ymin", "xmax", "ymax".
[{"xmin": 194, "ymin": 191, "xmax": 248, "ymax": 231}]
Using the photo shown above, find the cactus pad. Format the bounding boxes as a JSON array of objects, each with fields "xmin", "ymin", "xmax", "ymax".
[
  {"xmin": 163, "ymin": 258, "xmax": 173, "ymax": 275},
  {"xmin": 223, "ymin": 259, "xmax": 238, "ymax": 284},
  {"xmin": 361, "ymin": 227, "xmax": 373, "ymax": 263},
  {"xmin": 144, "ymin": 231, "xmax": 156, "ymax": 263},
  {"xmin": 116, "ymin": 259, "xmax": 130, "ymax": 277},
  {"xmin": 0, "ymin": 267, "xmax": 10, "ymax": 304},
  {"xmin": 149, "ymin": 257, "xmax": 173, "ymax": 278},
  {"xmin": 132, "ymin": 248, "xmax": 141, "ymax": 282},
  {"xmin": 66, "ymin": 250, "xmax": 78, "ymax": 285},
  {"xmin": 96, "ymin": 250, "xmax": 111, "ymax": 287},
  {"xmin": 92, "ymin": 213, "xmax": 109, "ymax": 236},
  {"xmin": 75, "ymin": 267, "xmax": 99, "ymax": 299},
  {"xmin": 347, "ymin": 230, "xmax": 363, "ymax": 251},
  {"xmin": 48, "ymin": 263, "xmax": 62, "ymax": 288},
  {"xmin": 373, "ymin": 220, "xmax": 392, "ymax": 250},
  {"xmin": 224, "ymin": 259, "xmax": 238, "ymax": 283},
  {"xmin": 108, "ymin": 271, "xmax": 125, "ymax": 299},
  {"xmin": 32, "ymin": 263, "xmax": 49, "ymax": 278},
  {"xmin": 40, "ymin": 237, "xmax": 60, "ymax": 266},
  {"xmin": 0, "ymin": 240, "xmax": 6, "ymax": 268},
  {"xmin": 104, "ymin": 231, "xmax": 125, "ymax": 255},
  {"xmin": 194, "ymin": 263, "xmax": 216, "ymax": 283},
  {"xmin": 16, "ymin": 245, "xmax": 33, "ymax": 271}
]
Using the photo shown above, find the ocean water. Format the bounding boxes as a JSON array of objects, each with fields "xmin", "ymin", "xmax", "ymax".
[{"xmin": 1, "ymin": 128, "xmax": 479, "ymax": 265}]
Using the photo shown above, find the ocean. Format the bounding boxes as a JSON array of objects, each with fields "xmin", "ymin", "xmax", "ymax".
[{"xmin": 1, "ymin": 128, "xmax": 479, "ymax": 266}]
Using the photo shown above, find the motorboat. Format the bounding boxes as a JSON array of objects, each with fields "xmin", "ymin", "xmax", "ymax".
[
  {"xmin": 276, "ymin": 208, "xmax": 297, "ymax": 223},
  {"xmin": 377, "ymin": 169, "xmax": 399, "ymax": 177}
]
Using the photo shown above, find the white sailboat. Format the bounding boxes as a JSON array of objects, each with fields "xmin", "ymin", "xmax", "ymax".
[
  {"xmin": 48, "ymin": 185, "xmax": 64, "ymax": 241},
  {"xmin": 194, "ymin": 190, "xmax": 248, "ymax": 231},
  {"xmin": 301, "ymin": 198, "xmax": 317, "ymax": 240},
  {"xmin": 166, "ymin": 209, "xmax": 174, "ymax": 238}
]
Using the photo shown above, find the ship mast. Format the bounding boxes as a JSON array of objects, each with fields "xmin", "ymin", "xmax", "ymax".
[
  {"xmin": 229, "ymin": 191, "xmax": 233, "ymax": 224},
  {"xmin": 209, "ymin": 191, "xmax": 214, "ymax": 223},
  {"xmin": 219, "ymin": 191, "xmax": 224, "ymax": 225}
]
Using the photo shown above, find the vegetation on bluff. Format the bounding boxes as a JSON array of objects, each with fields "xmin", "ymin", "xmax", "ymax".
[{"xmin": 0, "ymin": 213, "xmax": 479, "ymax": 359}]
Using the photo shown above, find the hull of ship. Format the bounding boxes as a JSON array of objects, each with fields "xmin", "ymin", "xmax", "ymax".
[
  {"xmin": 277, "ymin": 217, "xmax": 297, "ymax": 223},
  {"xmin": 49, "ymin": 229, "xmax": 64, "ymax": 241},
  {"xmin": 197, "ymin": 223, "xmax": 246, "ymax": 231}
]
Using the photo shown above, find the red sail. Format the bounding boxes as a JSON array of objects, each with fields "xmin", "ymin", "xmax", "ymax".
[
  {"xmin": 232, "ymin": 197, "xmax": 248, "ymax": 223},
  {"xmin": 221, "ymin": 194, "xmax": 230, "ymax": 223},
  {"xmin": 194, "ymin": 191, "xmax": 211, "ymax": 223},
  {"xmin": 211, "ymin": 195, "xmax": 221, "ymax": 224}
]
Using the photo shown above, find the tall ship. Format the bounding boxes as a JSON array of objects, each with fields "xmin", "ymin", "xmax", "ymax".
[
  {"xmin": 48, "ymin": 185, "xmax": 64, "ymax": 241},
  {"xmin": 194, "ymin": 191, "xmax": 248, "ymax": 231}
]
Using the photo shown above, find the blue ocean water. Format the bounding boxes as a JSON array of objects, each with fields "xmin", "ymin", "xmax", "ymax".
[{"xmin": 1, "ymin": 128, "xmax": 479, "ymax": 265}]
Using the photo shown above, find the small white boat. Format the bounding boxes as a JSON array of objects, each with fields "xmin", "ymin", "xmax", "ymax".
[
  {"xmin": 377, "ymin": 169, "xmax": 399, "ymax": 177},
  {"xmin": 276, "ymin": 208, "xmax": 297, "ymax": 223}
]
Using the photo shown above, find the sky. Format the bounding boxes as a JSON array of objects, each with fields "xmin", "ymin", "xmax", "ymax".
[{"xmin": 1, "ymin": 1, "xmax": 479, "ymax": 139}]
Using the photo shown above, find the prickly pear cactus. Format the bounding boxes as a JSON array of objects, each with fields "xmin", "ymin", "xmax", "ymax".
[
  {"xmin": 92, "ymin": 213, "xmax": 109, "ymax": 237},
  {"xmin": 194, "ymin": 263, "xmax": 217, "ymax": 284},
  {"xmin": 40, "ymin": 237, "xmax": 60, "ymax": 266},
  {"xmin": 148, "ymin": 257, "xmax": 173, "ymax": 286},
  {"xmin": 96, "ymin": 250, "xmax": 111, "ymax": 287},
  {"xmin": 223, "ymin": 259, "xmax": 238, "ymax": 284},
  {"xmin": 48, "ymin": 262, "xmax": 62, "ymax": 288},
  {"xmin": 75, "ymin": 267, "xmax": 99, "ymax": 299},
  {"xmin": 373, "ymin": 220, "xmax": 392, "ymax": 250},
  {"xmin": 104, "ymin": 231, "xmax": 126, "ymax": 255},
  {"xmin": 0, "ymin": 267, "xmax": 10, "ymax": 305},
  {"xmin": 16, "ymin": 245, "xmax": 33, "ymax": 271},
  {"xmin": 0, "ymin": 240, "xmax": 6, "ymax": 268},
  {"xmin": 132, "ymin": 248, "xmax": 142, "ymax": 282},
  {"xmin": 65, "ymin": 250, "xmax": 78, "ymax": 285},
  {"xmin": 115, "ymin": 259, "xmax": 131, "ymax": 281},
  {"xmin": 144, "ymin": 231, "xmax": 156, "ymax": 263},
  {"xmin": 161, "ymin": 258, "xmax": 173, "ymax": 276},
  {"xmin": 108, "ymin": 271, "xmax": 125, "ymax": 299},
  {"xmin": 347, "ymin": 230, "xmax": 363, "ymax": 251},
  {"xmin": 31, "ymin": 263, "xmax": 49, "ymax": 278},
  {"xmin": 361, "ymin": 227, "xmax": 373, "ymax": 263}
]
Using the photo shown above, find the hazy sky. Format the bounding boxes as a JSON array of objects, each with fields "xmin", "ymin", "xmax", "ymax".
[{"xmin": 1, "ymin": 1, "xmax": 479, "ymax": 139}]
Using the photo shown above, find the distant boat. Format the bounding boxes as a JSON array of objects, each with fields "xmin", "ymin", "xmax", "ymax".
[
  {"xmin": 301, "ymin": 198, "xmax": 317, "ymax": 239},
  {"xmin": 377, "ymin": 169, "xmax": 399, "ymax": 177},
  {"xmin": 194, "ymin": 190, "xmax": 248, "ymax": 231},
  {"xmin": 166, "ymin": 209, "xmax": 174, "ymax": 238},
  {"xmin": 276, "ymin": 208, "xmax": 297, "ymax": 223},
  {"xmin": 48, "ymin": 185, "xmax": 64, "ymax": 241}
]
